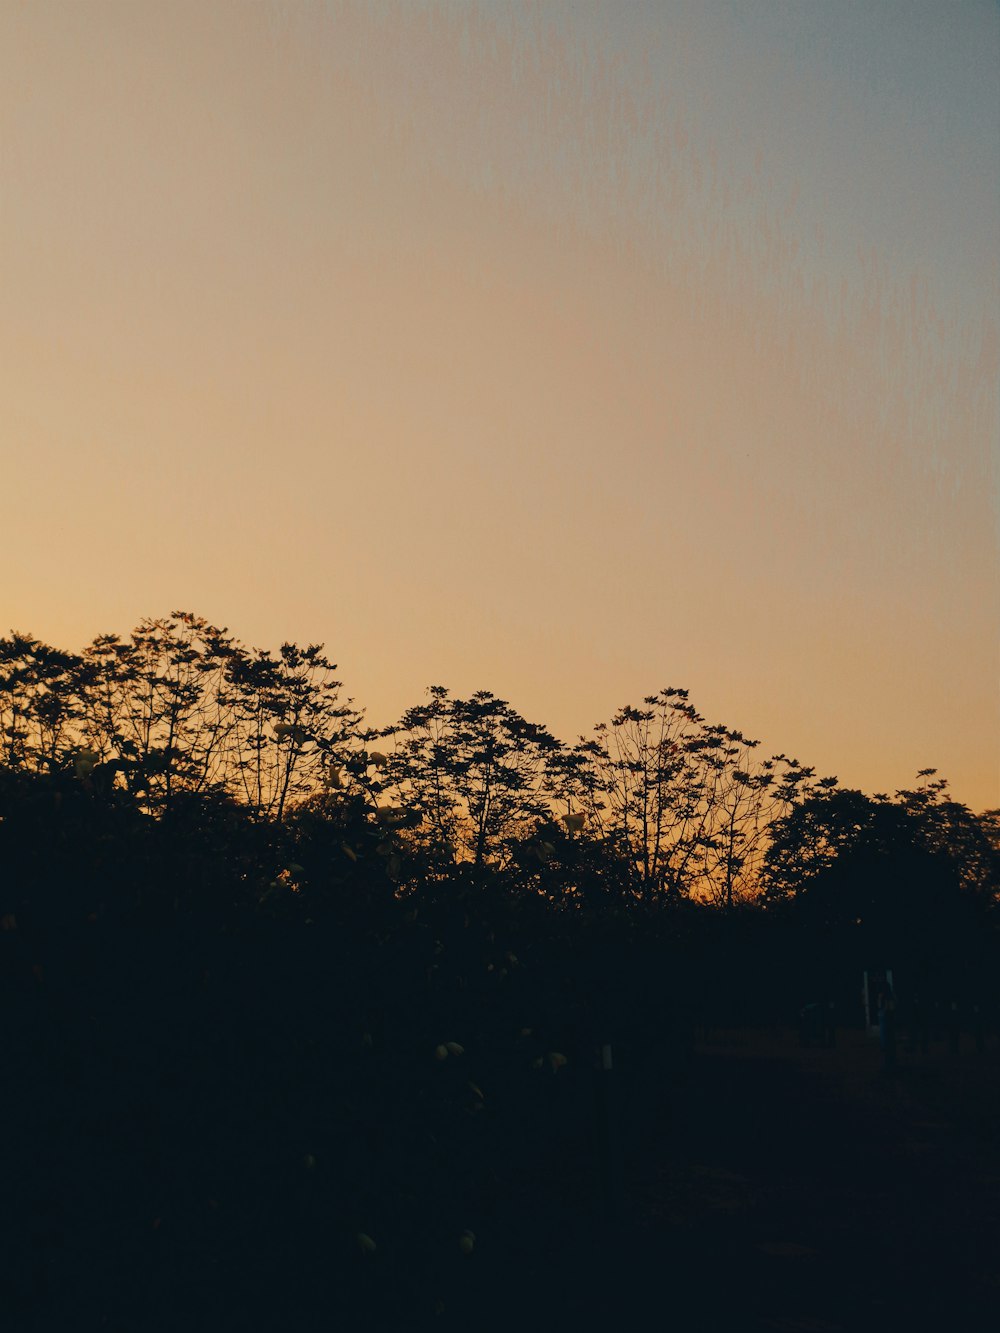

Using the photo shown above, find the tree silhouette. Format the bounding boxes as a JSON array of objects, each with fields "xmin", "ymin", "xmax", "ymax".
[
  {"xmin": 556, "ymin": 689, "xmax": 820, "ymax": 905},
  {"xmin": 762, "ymin": 779, "xmax": 998, "ymax": 999},
  {"xmin": 226, "ymin": 636, "xmax": 360, "ymax": 821},
  {"xmin": 382, "ymin": 687, "xmax": 561, "ymax": 868},
  {"xmin": 0, "ymin": 632, "xmax": 83, "ymax": 772},
  {"xmin": 71, "ymin": 614, "xmax": 242, "ymax": 811},
  {"xmin": 6, "ymin": 610, "xmax": 991, "ymax": 922},
  {"xmin": 691, "ymin": 738, "xmax": 820, "ymax": 909}
]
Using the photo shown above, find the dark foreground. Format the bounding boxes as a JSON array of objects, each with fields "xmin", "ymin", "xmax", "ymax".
[
  {"xmin": 633, "ymin": 1030, "xmax": 1000, "ymax": 1331},
  {"xmin": 6, "ymin": 958, "xmax": 999, "ymax": 1333}
]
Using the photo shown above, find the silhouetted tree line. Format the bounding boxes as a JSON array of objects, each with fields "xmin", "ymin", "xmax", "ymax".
[
  {"xmin": 3, "ymin": 613, "xmax": 998, "ymax": 1329},
  {"xmin": 2, "ymin": 610, "xmax": 995, "ymax": 878},
  {"xmin": 0, "ymin": 611, "xmax": 819, "ymax": 897},
  {"xmin": 1, "ymin": 611, "xmax": 996, "ymax": 930}
]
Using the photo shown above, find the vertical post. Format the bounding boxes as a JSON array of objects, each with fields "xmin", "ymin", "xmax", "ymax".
[{"xmin": 594, "ymin": 1040, "xmax": 622, "ymax": 1224}]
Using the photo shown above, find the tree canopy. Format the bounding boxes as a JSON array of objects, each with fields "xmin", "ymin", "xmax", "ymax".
[{"xmin": 2, "ymin": 613, "xmax": 995, "ymax": 921}]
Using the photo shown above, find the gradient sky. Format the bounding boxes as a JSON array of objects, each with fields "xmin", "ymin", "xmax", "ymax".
[{"xmin": 3, "ymin": 1, "xmax": 998, "ymax": 810}]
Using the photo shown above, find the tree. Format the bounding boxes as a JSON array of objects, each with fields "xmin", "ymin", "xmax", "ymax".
[
  {"xmin": 894, "ymin": 770, "xmax": 999, "ymax": 902},
  {"xmin": 566, "ymin": 690, "xmax": 711, "ymax": 900},
  {"xmin": 381, "ymin": 687, "xmax": 562, "ymax": 868},
  {"xmin": 554, "ymin": 688, "xmax": 819, "ymax": 905},
  {"xmin": 73, "ymin": 613, "xmax": 242, "ymax": 811},
  {"xmin": 0, "ymin": 632, "xmax": 82, "ymax": 773},
  {"xmin": 2, "ymin": 613, "xmax": 364, "ymax": 821},
  {"xmin": 225, "ymin": 637, "xmax": 361, "ymax": 821},
  {"xmin": 687, "ymin": 736, "xmax": 819, "ymax": 909},
  {"xmin": 762, "ymin": 780, "xmax": 998, "ymax": 992}
]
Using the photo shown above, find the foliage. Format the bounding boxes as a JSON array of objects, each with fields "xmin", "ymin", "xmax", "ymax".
[
  {"xmin": 3, "ymin": 615, "xmax": 994, "ymax": 921},
  {"xmin": 0, "ymin": 632, "xmax": 83, "ymax": 771},
  {"xmin": 764, "ymin": 773, "xmax": 998, "ymax": 910},
  {"xmin": 761, "ymin": 774, "xmax": 999, "ymax": 990},
  {"xmin": 1, "ymin": 613, "xmax": 362, "ymax": 821},
  {"xmin": 551, "ymin": 689, "xmax": 821, "ymax": 906},
  {"xmin": 381, "ymin": 687, "xmax": 561, "ymax": 868},
  {"xmin": 224, "ymin": 635, "xmax": 361, "ymax": 821}
]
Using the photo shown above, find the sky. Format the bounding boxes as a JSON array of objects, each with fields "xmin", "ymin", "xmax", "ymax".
[{"xmin": 2, "ymin": 0, "xmax": 998, "ymax": 810}]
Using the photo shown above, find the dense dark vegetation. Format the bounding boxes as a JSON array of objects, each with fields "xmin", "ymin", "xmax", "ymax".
[{"xmin": 2, "ymin": 613, "xmax": 997, "ymax": 1329}]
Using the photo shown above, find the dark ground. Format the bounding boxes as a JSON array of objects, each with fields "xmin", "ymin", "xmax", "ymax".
[
  {"xmin": 624, "ymin": 1028, "xmax": 1000, "ymax": 1331},
  {"xmin": 5, "ymin": 950, "xmax": 999, "ymax": 1333},
  {"xmin": 440, "ymin": 1025, "xmax": 1000, "ymax": 1333}
]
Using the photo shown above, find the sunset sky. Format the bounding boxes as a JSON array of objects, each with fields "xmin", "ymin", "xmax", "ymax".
[{"xmin": 2, "ymin": 1, "xmax": 998, "ymax": 810}]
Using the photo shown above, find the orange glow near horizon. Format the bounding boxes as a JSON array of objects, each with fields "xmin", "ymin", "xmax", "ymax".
[{"xmin": 2, "ymin": 2, "xmax": 998, "ymax": 811}]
